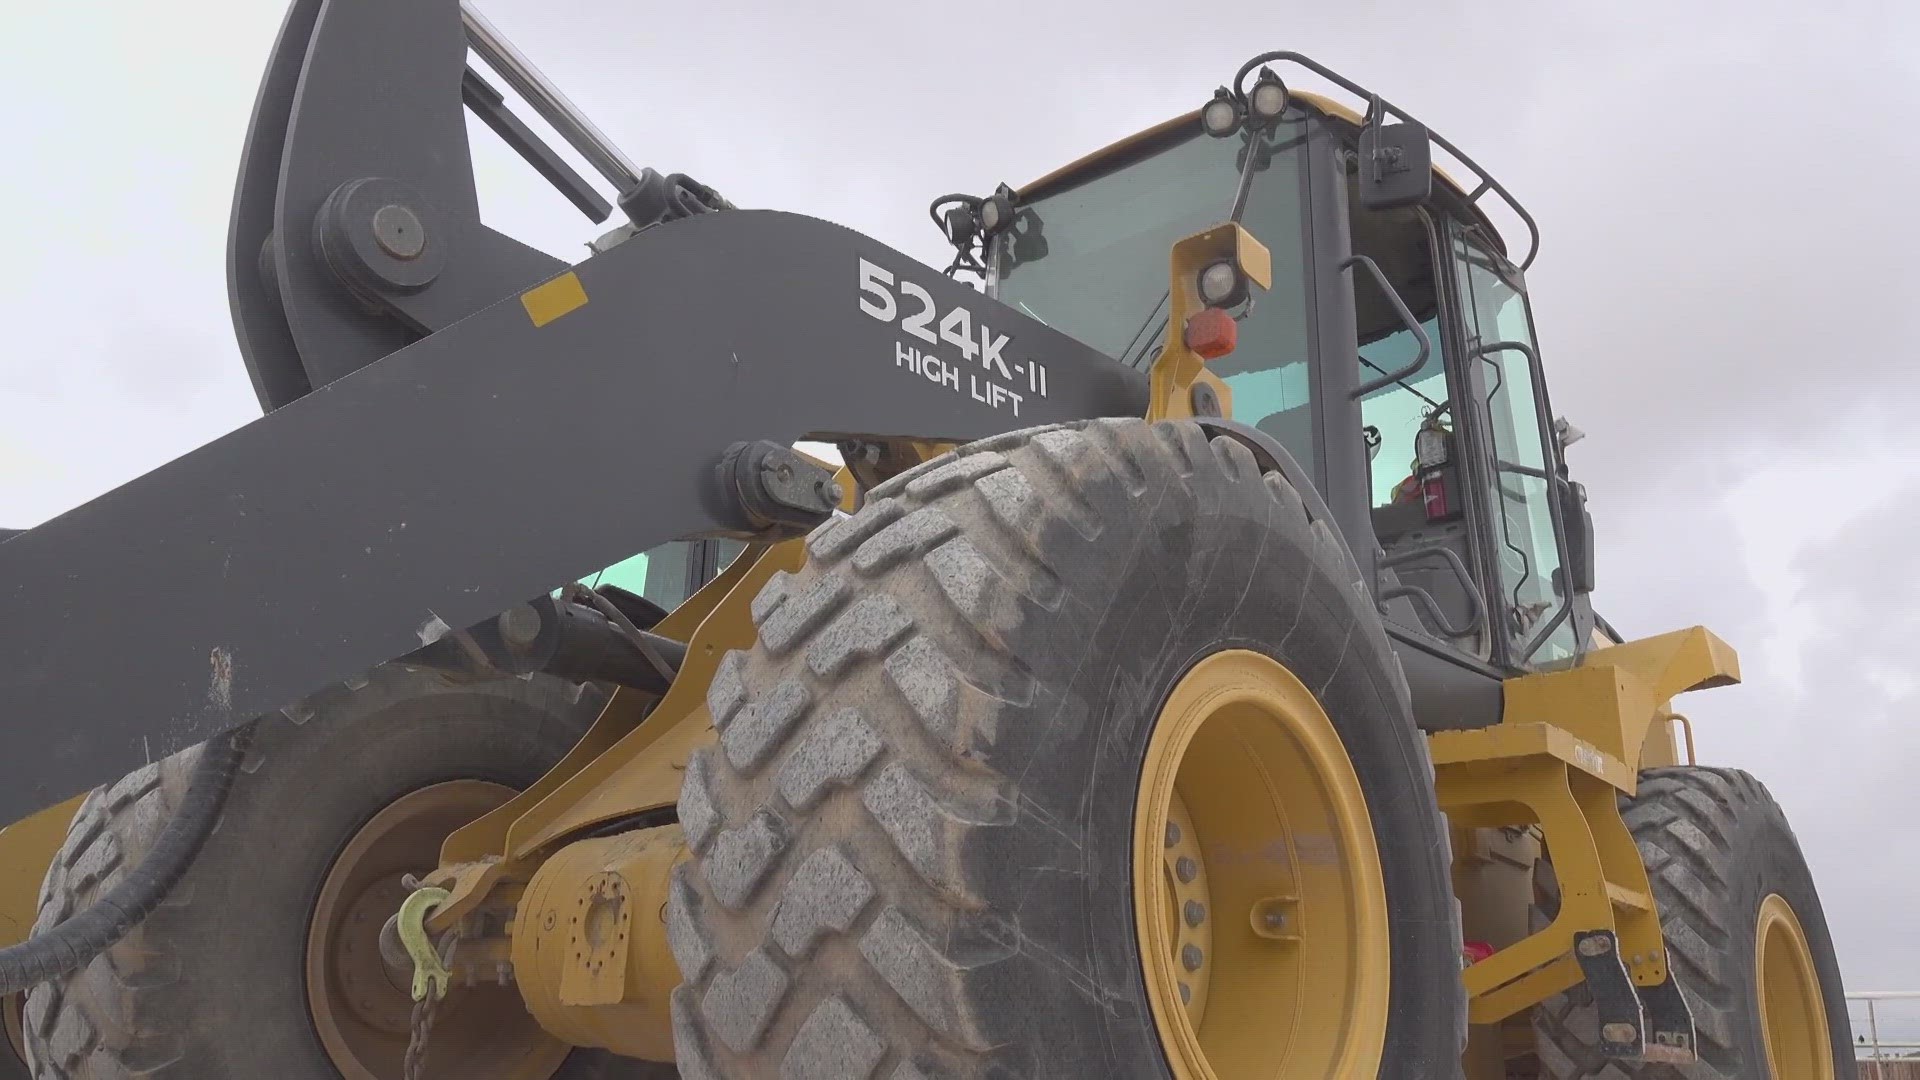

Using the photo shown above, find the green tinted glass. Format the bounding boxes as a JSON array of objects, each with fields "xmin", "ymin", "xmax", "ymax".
[
  {"xmin": 992, "ymin": 116, "xmax": 1316, "ymax": 474},
  {"xmin": 1452, "ymin": 232, "xmax": 1575, "ymax": 664},
  {"xmin": 583, "ymin": 540, "xmax": 694, "ymax": 611}
]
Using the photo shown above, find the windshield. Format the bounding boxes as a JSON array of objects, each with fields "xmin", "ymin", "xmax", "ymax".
[{"xmin": 989, "ymin": 114, "xmax": 1317, "ymax": 473}]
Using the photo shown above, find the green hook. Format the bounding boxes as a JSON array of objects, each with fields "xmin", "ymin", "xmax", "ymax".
[{"xmin": 396, "ymin": 886, "xmax": 454, "ymax": 1002}]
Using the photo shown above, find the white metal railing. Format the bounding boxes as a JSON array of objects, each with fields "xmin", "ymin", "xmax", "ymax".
[{"xmin": 1851, "ymin": 992, "xmax": 1920, "ymax": 1063}]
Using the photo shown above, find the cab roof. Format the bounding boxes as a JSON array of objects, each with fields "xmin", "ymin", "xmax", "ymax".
[{"xmin": 1016, "ymin": 91, "xmax": 1510, "ymax": 261}]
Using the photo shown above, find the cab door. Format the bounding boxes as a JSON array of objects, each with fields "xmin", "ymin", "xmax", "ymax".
[
  {"xmin": 1445, "ymin": 221, "xmax": 1584, "ymax": 668},
  {"xmin": 1348, "ymin": 206, "xmax": 1497, "ymax": 664}
]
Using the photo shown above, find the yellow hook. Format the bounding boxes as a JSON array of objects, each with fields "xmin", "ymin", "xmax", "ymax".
[{"xmin": 396, "ymin": 886, "xmax": 454, "ymax": 1002}]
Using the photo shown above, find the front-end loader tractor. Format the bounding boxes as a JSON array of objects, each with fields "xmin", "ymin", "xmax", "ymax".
[{"xmin": 0, "ymin": 2, "xmax": 1854, "ymax": 1078}]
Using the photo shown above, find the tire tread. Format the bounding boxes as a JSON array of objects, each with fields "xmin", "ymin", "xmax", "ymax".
[{"xmin": 675, "ymin": 420, "xmax": 1466, "ymax": 1078}]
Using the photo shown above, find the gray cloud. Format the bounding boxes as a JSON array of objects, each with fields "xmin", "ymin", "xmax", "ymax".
[{"xmin": 1768, "ymin": 483, "xmax": 1920, "ymax": 993}]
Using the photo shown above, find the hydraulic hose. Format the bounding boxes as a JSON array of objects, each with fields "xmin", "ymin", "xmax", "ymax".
[{"xmin": 0, "ymin": 721, "xmax": 255, "ymax": 994}]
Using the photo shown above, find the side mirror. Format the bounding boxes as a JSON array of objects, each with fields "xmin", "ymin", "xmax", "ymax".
[
  {"xmin": 1553, "ymin": 416, "xmax": 1586, "ymax": 451},
  {"xmin": 1556, "ymin": 477, "xmax": 1596, "ymax": 594},
  {"xmin": 1358, "ymin": 121, "xmax": 1433, "ymax": 210}
]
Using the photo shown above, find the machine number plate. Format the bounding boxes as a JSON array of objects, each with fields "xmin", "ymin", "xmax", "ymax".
[{"xmin": 856, "ymin": 257, "xmax": 1048, "ymax": 416}]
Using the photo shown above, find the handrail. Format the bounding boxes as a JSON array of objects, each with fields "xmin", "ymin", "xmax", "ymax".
[
  {"xmin": 1343, "ymin": 254, "xmax": 1432, "ymax": 397},
  {"xmin": 1667, "ymin": 712, "xmax": 1698, "ymax": 766},
  {"xmin": 1849, "ymin": 991, "xmax": 1920, "ymax": 1063},
  {"xmin": 1378, "ymin": 543, "xmax": 1486, "ymax": 638},
  {"xmin": 1230, "ymin": 51, "xmax": 1542, "ymax": 270}
]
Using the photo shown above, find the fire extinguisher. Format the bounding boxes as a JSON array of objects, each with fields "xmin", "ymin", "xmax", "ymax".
[{"xmin": 1393, "ymin": 414, "xmax": 1463, "ymax": 523}]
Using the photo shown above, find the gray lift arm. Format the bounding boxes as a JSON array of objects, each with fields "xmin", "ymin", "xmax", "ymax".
[{"xmin": 0, "ymin": 0, "xmax": 1147, "ymax": 824}]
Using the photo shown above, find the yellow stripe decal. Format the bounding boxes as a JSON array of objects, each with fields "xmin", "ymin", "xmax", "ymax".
[{"xmin": 521, "ymin": 271, "xmax": 588, "ymax": 327}]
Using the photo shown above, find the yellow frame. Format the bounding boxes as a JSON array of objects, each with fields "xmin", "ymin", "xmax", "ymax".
[{"xmin": 1433, "ymin": 626, "xmax": 1740, "ymax": 1024}]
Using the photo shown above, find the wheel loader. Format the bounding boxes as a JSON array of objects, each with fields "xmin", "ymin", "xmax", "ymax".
[{"xmin": 0, "ymin": 2, "xmax": 1855, "ymax": 1078}]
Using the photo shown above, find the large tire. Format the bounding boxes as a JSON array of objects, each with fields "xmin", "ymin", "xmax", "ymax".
[
  {"xmin": 668, "ymin": 419, "xmax": 1464, "ymax": 1079},
  {"xmin": 20, "ymin": 665, "xmax": 675, "ymax": 1080},
  {"xmin": 1531, "ymin": 767, "xmax": 1855, "ymax": 1079},
  {"xmin": 3, "ymin": 997, "xmax": 27, "ymax": 1080}
]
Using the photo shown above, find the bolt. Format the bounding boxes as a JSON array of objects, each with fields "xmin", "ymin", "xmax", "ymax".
[
  {"xmin": 371, "ymin": 204, "xmax": 426, "ymax": 260},
  {"xmin": 1182, "ymin": 944, "xmax": 1204, "ymax": 972},
  {"xmin": 1178, "ymin": 982, "xmax": 1192, "ymax": 1005},
  {"xmin": 1184, "ymin": 901, "xmax": 1206, "ymax": 928},
  {"xmin": 1175, "ymin": 857, "xmax": 1198, "ymax": 884},
  {"xmin": 1264, "ymin": 909, "xmax": 1288, "ymax": 931},
  {"xmin": 821, "ymin": 480, "xmax": 846, "ymax": 506},
  {"xmin": 1164, "ymin": 821, "xmax": 1182, "ymax": 848},
  {"xmin": 1577, "ymin": 935, "xmax": 1614, "ymax": 957},
  {"xmin": 1190, "ymin": 382, "xmax": 1221, "ymax": 418},
  {"xmin": 499, "ymin": 603, "xmax": 543, "ymax": 650},
  {"xmin": 1601, "ymin": 1022, "xmax": 1638, "ymax": 1044}
]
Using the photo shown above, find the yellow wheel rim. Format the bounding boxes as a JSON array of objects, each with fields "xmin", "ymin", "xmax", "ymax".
[
  {"xmin": 1133, "ymin": 650, "xmax": 1390, "ymax": 1079},
  {"xmin": 1756, "ymin": 893, "xmax": 1834, "ymax": 1080},
  {"xmin": 305, "ymin": 781, "xmax": 571, "ymax": 1080}
]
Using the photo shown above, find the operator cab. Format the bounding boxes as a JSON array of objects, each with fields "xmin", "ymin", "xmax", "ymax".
[{"xmin": 965, "ymin": 58, "xmax": 1595, "ymax": 712}]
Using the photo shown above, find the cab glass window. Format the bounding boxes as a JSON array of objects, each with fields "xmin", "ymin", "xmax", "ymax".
[{"xmin": 991, "ymin": 115, "xmax": 1317, "ymax": 474}]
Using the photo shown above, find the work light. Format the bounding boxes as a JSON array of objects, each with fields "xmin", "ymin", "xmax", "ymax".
[
  {"xmin": 1197, "ymin": 260, "xmax": 1242, "ymax": 307},
  {"xmin": 1248, "ymin": 67, "xmax": 1289, "ymax": 122},
  {"xmin": 978, "ymin": 188, "xmax": 1015, "ymax": 237},
  {"xmin": 1201, "ymin": 88, "xmax": 1241, "ymax": 137}
]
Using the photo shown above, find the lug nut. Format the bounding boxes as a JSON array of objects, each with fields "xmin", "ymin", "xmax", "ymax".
[{"xmin": 1184, "ymin": 901, "xmax": 1206, "ymax": 927}]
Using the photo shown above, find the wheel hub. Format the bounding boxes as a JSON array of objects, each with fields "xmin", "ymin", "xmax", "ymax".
[
  {"xmin": 305, "ymin": 779, "xmax": 570, "ymax": 1080},
  {"xmin": 1133, "ymin": 650, "xmax": 1389, "ymax": 1079}
]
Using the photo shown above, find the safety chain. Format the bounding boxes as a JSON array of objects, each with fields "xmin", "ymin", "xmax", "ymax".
[{"xmin": 400, "ymin": 879, "xmax": 463, "ymax": 1080}]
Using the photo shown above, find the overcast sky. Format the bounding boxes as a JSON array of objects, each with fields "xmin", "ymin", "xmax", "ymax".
[{"xmin": 5, "ymin": 0, "xmax": 1918, "ymax": 1030}]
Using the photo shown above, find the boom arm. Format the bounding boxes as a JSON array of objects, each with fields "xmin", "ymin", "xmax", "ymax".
[
  {"xmin": 229, "ymin": 0, "xmax": 568, "ymax": 410},
  {"xmin": 0, "ymin": 0, "xmax": 1149, "ymax": 825}
]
